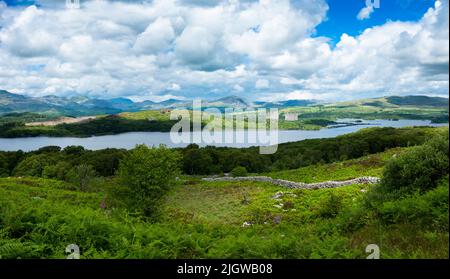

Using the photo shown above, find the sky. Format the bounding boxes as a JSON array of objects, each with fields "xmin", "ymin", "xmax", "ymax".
[{"xmin": 0, "ymin": 0, "xmax": 448, "ymax": 102}]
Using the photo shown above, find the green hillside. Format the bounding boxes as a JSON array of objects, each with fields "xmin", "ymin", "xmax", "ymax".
[{"xmin": 0, "ymin": 127, "xmax": 448, "ymax": 259}]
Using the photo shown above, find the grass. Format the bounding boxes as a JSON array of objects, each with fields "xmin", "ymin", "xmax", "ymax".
[
  {"xmin": 283, "ymin": 102, "xmax": 448, "ymax": 123},
  {"xmin": 0, "ymin": 147, "xmax": 448, "ymax": 259},
  {"xmin": 264, "ymin": 147, "xmax": 407, "ymax": 183}
]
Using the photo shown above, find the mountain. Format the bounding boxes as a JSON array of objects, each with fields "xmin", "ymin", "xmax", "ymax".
[
  {"xmin": 0, "ymin": 90, "xmax": 122, "ymax": 116},
  {"xmin": 0, "ymin": 90, "xmax": 318, "ymax": 116},
  {"xmin": 254, "ymin": 99, "xmax": 315, "ymax": 108},
  {"xmin": 386, "ymin": 96, "xmax": 449, "ymax": 107},
  {"xmin": 207, "ymin": 95, "xmax": 250, "ymax": 108},
  {"xmin": 280, "ymin": 100, "xmax": 315, "ymax": 107},
  {"xmin": 0, "ymin": 90, "xmax": 58, "ymax": 115},
  {"xmin": 4, "ymin": 89, "xmax": 445, "ymax": 118},
  {"xmin": 334, "ymin": 95, "xmax": 449, "ymax": 109}
]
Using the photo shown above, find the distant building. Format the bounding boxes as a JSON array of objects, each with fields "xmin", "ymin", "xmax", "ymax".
[{"xmin": 284, "ymin": 113, "xmax": 299, "ymax": 121}]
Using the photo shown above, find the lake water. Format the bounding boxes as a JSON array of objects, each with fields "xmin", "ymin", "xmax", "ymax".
[{"xmin": 0, "ymin": 119, "xmax": 447, "ymax": 151}]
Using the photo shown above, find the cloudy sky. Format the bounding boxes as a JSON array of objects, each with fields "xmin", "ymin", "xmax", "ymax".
[{"xmin": 0, "ymin": 0, "xmax": 448, "ymax": 102}]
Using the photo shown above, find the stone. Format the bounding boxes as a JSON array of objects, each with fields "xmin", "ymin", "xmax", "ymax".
[
  {"xmin": 201, "ymin": 176, "xmax": 380, "ymax": 190},
  {"xmin": 273, "ymin": 215, "xmax": 282, "ymax": 224},
  {"xmin": 242, "ymin": 221, "xmax": 252, "ymax": 228},
  {"xmin": 272, "ymin": 191, "xmax": 284, "ymax": 199}
]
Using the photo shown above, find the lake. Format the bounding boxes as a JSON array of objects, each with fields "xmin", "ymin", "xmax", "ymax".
[{"xmin": 0, "ymin": 119, "xmax": 447, "ymax": 151}]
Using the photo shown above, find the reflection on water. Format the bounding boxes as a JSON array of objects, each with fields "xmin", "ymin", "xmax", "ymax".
[{"xmin": 0, "ymin": 119, "xmax": 447, "ymax": 151}]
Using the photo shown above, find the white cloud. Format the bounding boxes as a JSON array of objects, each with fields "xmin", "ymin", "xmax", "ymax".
[
  {"xmin": 357, "ymin": 5, "xmax": 374, "ymax": 20},
  {"xmin": 233, "ymin": 84, "xmax": 244, "ymax": 92},
  {"xmin": 168, "ymin": 83, "xmax": 181, "ymax": 91},
  {"xmin": 255, "ymin": 79, "xmax": 269, "ymax": 89},
  {"xmin": 0, "ymin": 0, "xmax": 447, "ymax": 102},
  {"xmin": 133, "ymin": 17, "xmax": 175, "ymax": 54}
]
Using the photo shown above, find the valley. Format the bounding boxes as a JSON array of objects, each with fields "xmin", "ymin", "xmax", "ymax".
[{"xmin": 0, "ymin": 92, "xmax": 448, "ymax": 139}]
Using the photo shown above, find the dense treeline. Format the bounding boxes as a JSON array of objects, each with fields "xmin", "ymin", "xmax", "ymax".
[
  {"xmin": 0, "ymin": 115, "xmax": 180, "ymax": 138},
  {"xmin": 181, "ymin": 126, "xmax": 438, "ymax": 174},
  {"xmin": 0, "ymin": 127, "xmax": 441, "ymax": 179}
]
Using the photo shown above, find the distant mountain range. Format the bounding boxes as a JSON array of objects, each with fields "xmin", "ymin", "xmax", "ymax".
[
  {"xmin": 0, "ymin": 90, "xmax": 448, "ymax": 117},
  {"xmin": 0, "ymin": 90, "xmax": 317, "ymax": 117}
]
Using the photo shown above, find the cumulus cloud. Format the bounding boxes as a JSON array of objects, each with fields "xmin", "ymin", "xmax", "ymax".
[
  {"xmin": 255, "ymin": 79, "xmax": 269, "ymax": 89},
  {"xmin": 134, "ymin": 17, "xmax": 175, "ymax": 54},
  {"xmin": 357, "ymin": 4, "xmax": 375, "ymax": 20},
  {"xmin": 0, "ymin": 0, "xmax": 448, "ymax": 102},
  {"xmin": 168, "ymin": 83, "xmax": 181, "ymax": 91}
]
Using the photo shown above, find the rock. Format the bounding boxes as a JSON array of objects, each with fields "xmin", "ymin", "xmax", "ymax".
[
  {"xmin": 272, "ymin": 191, "xmax": 284, "ymax": 199},
  {"xmin": 273, "ymin": 215, "xmax": 282, "ymax": 224},
  {"xmin": 282, "ymin": 201, "xmax": 294, "ymax": 209},
  {"xmin": 201, "ymin": 176, "xmax": 380, "ymax": 190},
  {"xmin": 242, "ymin": 221, "xmax": 253, "ymax": 228}
]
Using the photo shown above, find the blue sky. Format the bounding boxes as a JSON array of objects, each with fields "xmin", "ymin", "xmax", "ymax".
[
  {"xmin": 316, "ymin": 0, "xmax": 437, "ymax": 45},
  {"xmin": 0, "ymin": 0, "xmax": 448, "ymax": 102}
]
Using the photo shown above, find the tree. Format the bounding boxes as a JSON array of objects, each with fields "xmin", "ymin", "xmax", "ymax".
[
  {"xmin": 63, "ymin": 146, "xmax": 85, "ymax": 156},
  {"xmin": 118, "ymin": 144, "xmax": 181, "ymax": 216},
  {"xmin": 0, "ymin": 153, "xmax": 9, "ymax": 177},
  {"xmin": 230, "ymin": 166, "xmax": 248, "ymax": 177},
  {"xmin": 183, "ymin": 148, "xmax": 214, "ymax": 175},
  {"xmin": 66, "ymin": 164, "xmax": 97, "ymax": 192},
  {"xmin": 13, "ymin": 154, "xmax": 56, "ymax": 177},
  {"xmin": 42, "ymin": 161, "xmax": 72, "ymax": 181}
]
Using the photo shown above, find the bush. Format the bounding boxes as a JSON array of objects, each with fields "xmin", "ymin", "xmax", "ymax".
[
  {"xmin": 117, "ymin": 144, "xmax": 181, "ymax": 216},
  {"xmin": 230, "ymin": 166, "xmax": 248, "ymax": 177},
  {"xmin": 13, "ymin": 154, "xmax": 57, "ymax": 177},
  {"xmin": 318, "ymin": 192, "xmax": 343, "ymax": 218},
  {"xmin": 66, "ymin": 164, "xmax": 98, "ymax": 192},
  {"xmin": 378, "ymin": 133, "xmax": 448, "ymax": 198},
  {"xmin": 377, "ymin": 180, "xmax": 449, "ymax": 229},
  {"xmin": 42, "ymin": 161, "xmax": 72, "ymax": 181}
]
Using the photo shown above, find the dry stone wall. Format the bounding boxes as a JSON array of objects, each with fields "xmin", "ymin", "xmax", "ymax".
[{"xmin": 202, "ymin": 176, "xmax": 380, "ymax": 189}]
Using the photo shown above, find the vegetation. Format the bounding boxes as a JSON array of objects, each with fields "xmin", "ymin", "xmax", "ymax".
[
  {"xmin": 0, "ymin": 126, "xmax": 448, "ymax": 259},
  {"xmin": 116, "ymin": 145, "xmax": 181, "ymax": 216},
  {"xmin": 367, "ymin": 131, "xmax": 449, "ymax": 201},
  {"xmin": 284, "ymin": 96, "xmax": 448, "ymax": 124},
  {"xmin": 0, "ymin": 127, "xmax": 445, "ymax": 178},
  {"xmin": 230, "ymin": 166, "xmax": 248, "ymax": 177},
  {"xmin": 0, "ymin": 95, "xmax": 447, "ymax": 137},
  {"xmin": 176, "ymin": 126, "xmax": 443, "ymax": 174}
]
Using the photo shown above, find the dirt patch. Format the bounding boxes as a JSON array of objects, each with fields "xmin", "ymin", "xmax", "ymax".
[{"xmin": 26, "ymin": 116, "xmax": 96, "ymax": 127}]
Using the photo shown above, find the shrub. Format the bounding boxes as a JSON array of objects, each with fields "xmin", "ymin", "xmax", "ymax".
[
  {"xmin": 318, "ymin": 192, "xmax": 343, "ymax": 218},
  {"xmin": 42, "ymin": 161, "xmax": 72, "ymax": 181},
  {"xmin": 376, "ymin": 178, "xmax": 449, "ymax": 229},
  {"xmin": 66, "ymin": 164, "xmax": 97, "ymax": 192},
  {"xmin": 117, "ymin": 144, "xmax": 181, "ymax": 216},
  {"xmin": 378, "ymin": 134, "xmax": 448, "ymax": 198},
  {"xmin": 230, "ymin": 166, "xmax": 248, "ymax": 177}
]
